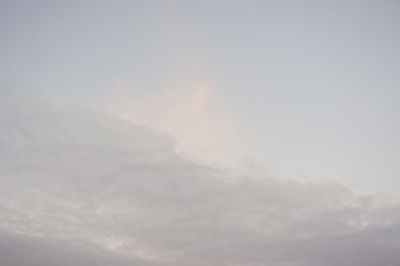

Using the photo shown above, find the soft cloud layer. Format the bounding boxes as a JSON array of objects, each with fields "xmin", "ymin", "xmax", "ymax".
[
  {"xmin": 0, "ymin": 94, "xmax": 400, "ymax": 266},
  {"xmin": 106, "ymin": 81, "xmax": 242, "ymax": 165}
]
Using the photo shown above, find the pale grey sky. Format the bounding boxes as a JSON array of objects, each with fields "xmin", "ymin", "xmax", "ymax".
[
  {"xmin": 2, "ymin": 1, "xmax": 400, "ymax": 263},
  {"xmin": 1, "ymin": 92, "xmax": 400, "ymax": 266},
  {"xmin": 1, "ymin": 0, "xmax": 400, "ymax": 195}
]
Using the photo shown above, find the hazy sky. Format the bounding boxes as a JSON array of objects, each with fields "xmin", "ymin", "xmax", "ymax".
[
  {"xmin": 2, "ymin": 92, "xmax": 400, "ymax": 266},
  {"xmin": 1, "ymin": 1, "xmax": 400, "ymax": 194},
  {"xmin": 2, "ymin": 2, "xmax": 400, "ymax": 264}
]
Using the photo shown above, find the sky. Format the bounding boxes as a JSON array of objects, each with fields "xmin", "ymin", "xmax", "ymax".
[
  {"xmin": 1, "ymin": 0, "xmax": 400, "ymax": 194},
  {"xmin": 1, "ymin": 92, "xmax": 400, "ymax": 266},
  {"xmin": 1, "ymin": 1, "xmax": 400, "ymax": 265}
]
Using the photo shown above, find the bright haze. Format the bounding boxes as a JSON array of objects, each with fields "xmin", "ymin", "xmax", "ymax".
[{"xmin": 1, "ymin": 1, "xmax": 400, "ymax": 266}]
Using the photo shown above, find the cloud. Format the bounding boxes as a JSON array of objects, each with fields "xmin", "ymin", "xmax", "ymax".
[
  {"xmin": 0, "ymin": 93, "xmax": 400, "ymax": 265},
  {"xmin": 106, "ymin": 81, "xmax": 242, "ymax": 165},
  {"xmin": 0, "ymin": 231, "xmax": 158, "ymax": 266}
]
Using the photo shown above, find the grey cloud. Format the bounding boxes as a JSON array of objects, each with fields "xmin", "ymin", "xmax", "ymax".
[
  {"xmin": 0, "ymin": 93, "xmax": 399, "ymax": 265},
  {"xmin": 0, "ymin": 231, "xmax": 160, "ymax": 266}
]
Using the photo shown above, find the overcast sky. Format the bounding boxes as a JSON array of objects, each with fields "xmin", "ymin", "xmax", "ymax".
[
  {"xmin": 2, "ymin": 0, "xmax": 400, "ymax": 194},
  {"xmin": 1, "ymin": 1, "xmax": 400, "ymax": 265},
  {"xmin": 2, "ymin": 0, "xmax": 400, "ymax": 195}
]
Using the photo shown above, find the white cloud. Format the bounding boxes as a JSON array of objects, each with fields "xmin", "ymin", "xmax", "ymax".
[
  {"xmin": 0, "ymin": 93, "xmax": 399, "ymax": 265},
  {"xmin": 106, "ymin": 82, "xmax": 243, "ymax": 165}
]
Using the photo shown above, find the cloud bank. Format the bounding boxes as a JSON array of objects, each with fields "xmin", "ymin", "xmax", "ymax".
[
  {"xmin": 0, "ymin": 93, "xmax": 399, "ymax": 266},
  {"xmin": 106, "ymin": 82, "xmax": 242, "ymax": 165}
]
